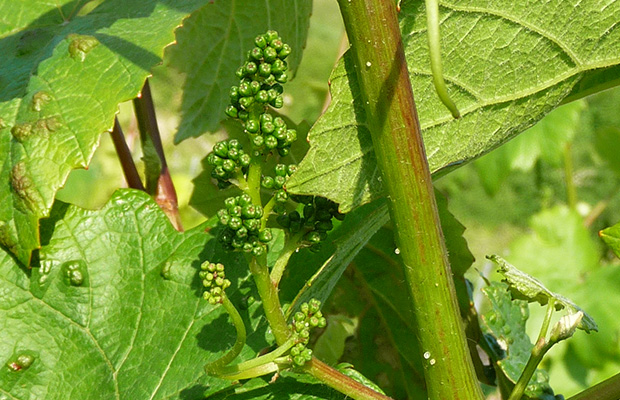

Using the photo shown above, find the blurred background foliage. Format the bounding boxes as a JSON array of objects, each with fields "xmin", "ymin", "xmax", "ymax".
[{"xmin": 55, "ymin": 0, "xmax": 620, "ymax": 398}]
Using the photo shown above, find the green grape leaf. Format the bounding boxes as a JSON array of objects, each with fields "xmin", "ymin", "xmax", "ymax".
[
  {"xmin": 0, "ymin": 190, "xmax": 272, "ymax": 399},
  {"xmin": 487, "ymin": 254, "xmax": 598, "ymax": 333},
  {"xmin": 313, "ymin": 315, "xmax": 358, "ymax": 366},
  {"xmin": 0, "ymin": 0, "xmax": 209, "ymax": 265},
  {"xmin": 480, "ymin": 281, "xmax": 556, "ymax": 400},
  {"xmin": 168, "ymin": 0, "xmax": 313, "ymax": 143},
  {"xmin": 287, "ymin": 0, "xmax": 620, "ymax": 212}
]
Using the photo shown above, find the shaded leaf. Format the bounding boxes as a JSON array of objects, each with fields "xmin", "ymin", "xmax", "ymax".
[
  {"xmin": 0, "ymin": 190, "xmax": 270, "ymax": 399},
  {"xmin": 487, "ymin": 254, "xmax": 597, "ymax": 333},
  {"xmin": 480, "ymin": 281, "xmax": 557, "ymax": 400},
  {"xmin": 287, "ymin": 0, "xmax": 620, "ymax": 212},
  {"xmin": 0, "ymin": 0, "xmax": 209, "ymax": 265},
  {"xmin": 287, "ymin": 199, "xmax": 389, "ymax": 313},
  {"xmin": 168, "ymin": 0, "xmax": 313, "ymax": 142}
]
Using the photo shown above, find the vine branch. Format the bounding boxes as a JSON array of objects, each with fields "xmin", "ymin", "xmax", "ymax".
[
  {"xmin": 133, "ymin": 79, "xmax": 183, "ymax": 231},
  {"xmin": 336, "ymin": 0, "xmax": 483, "ymax": 399},
  {"xmin": 110, "ymin": 117, "xmax": 145, "ymax": 192}
]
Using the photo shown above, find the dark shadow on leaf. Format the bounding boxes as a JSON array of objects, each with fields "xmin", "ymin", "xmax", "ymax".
[{"xmin": 179, "ymin": 384, "xmax": 209, "ymax": 400}]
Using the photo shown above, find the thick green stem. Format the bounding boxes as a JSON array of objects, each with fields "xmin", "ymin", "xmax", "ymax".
[
  {"xmin": 217, "ymin": 335, "xmax": 297, "ymax": 378},
  {"xmin": 305, "ymin": 358, "xmax": 394, "ymax": 400},
  {"xmin": 568, "ymin": 372, "xmax": 620, "ymax": 400},
  {"xmin": 204, "ymin": 295, "xmax": 247, "ymax": 374},
  {"xmin": 508, "ymin": 341, "xmax": 553, "ymax": 400},
  {"xmin": 246, "ymin": 155, "xmax": 263, "ymax": 206},
  {"xmin": 336, "ymin": 1, "xmax": 483, "ymax": 399},
  {"xmin": 247, "ymin": 256, "xmax": 291, "ymax": 345},
  {"xmin": 425, "ymin": 0, "xmax": 460, "ymax": 118}
]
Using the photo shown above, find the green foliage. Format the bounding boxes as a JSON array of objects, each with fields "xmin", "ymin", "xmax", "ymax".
[
  {"xmin": 1, "ymin": 2, "xmax": 620, "ymax": 400},
  {"xmin": 287, "ymin": 0, "xmax": 620, "ymax": 212},
  {"xmin": 0, "ymin": 0, "xmax": 209, "ymax": 265},
  {"xmin": 168, "ymin": 0, "xmax": 312, "ymax": 142},
  {"xmin": 0, "ymin": 190, "xmax": 264, "ymax": 399}
]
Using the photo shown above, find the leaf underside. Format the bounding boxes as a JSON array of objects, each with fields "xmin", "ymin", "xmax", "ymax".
[
  {"xmin": 286, "ymin": 0, "xmax": 620, "ymax": 212},
  {"xmin": 487, "ymin": 254, "xmax": 598, "ymax": 333},
  {"xmin": 0, "ymin": 0, "xmax": 209, "ymax": 265}
]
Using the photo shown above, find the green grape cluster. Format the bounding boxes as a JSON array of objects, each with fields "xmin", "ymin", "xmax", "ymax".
[
  {"xmin": 200, "ymin": 261, "xmax": 231, "ymax": 305},
  {"xmin": 206, "ymin": 139, "xmax": 250, "ymax": 188},
  {"xmin": 276, "ymin": 195, "xmax": 345, "ymax": 249},
  {"xmin": 289, "ymin": 299, "xmax": 327, "ymax": 367},
  {"xmin": 224, "ymin": 30, "xmax": 297, "ymax": 157},
  {"xmin": 217, "ymin": 193, "xmax": 272, "ymax": 256},
  {"xmin": 261, "ymin": 163, "xmax": 297, "ymax": 204}
]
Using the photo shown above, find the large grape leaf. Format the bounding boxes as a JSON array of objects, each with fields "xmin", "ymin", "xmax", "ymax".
[
  {"xmin": 0, "ymin": 0, "xmax": 209, "ymax": 266},
  {"xmin": 168, "ymin": 0, "xmax": 313, "ymax": 143},
  {"xmin": 0, "ymin": 190, "xmax": 272, "ymax": 399},
  {"xmin": 286, "ymin": 0, "xmax": 620, "ymax": 212}
]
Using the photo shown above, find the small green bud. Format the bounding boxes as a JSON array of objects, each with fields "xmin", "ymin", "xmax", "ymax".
[
  {"xmin": 275, "ymin": 189, "xmax": 288, "ymax": 203},
  {"xmin": 239, "ymin": 194, "xmax": 252, "ymax": 206},
  {"xmin": 252, "ymin": 135, "xmax": 265, "ymax": 148},
  {"xmin": 275, "ymin": 73, "xmax": 288, "ymax": 84},
  {"xmin": 294, "ymin": 311, "xmax": 306, "ymax": 322},
  {"xmin": 265, "ymin": 135, "xmax": 278, "ymax": 149},
  {"xmin": 246, "ymin": 118, "xmax": 260, "ymax": 133},
  {"xmin": 263, "ymin": 46, "xmax": 277, "ymax": 62},
  {"xmin": 271, "ymin": 59, "xmax": 287, "ymax": 74},
  {"xmin": 278, "ymin": 147, "xmax": 290, "ymax": 157},
  {"xmin": 262, "ymin": 176, "xmax": 275, "ymax": 189},
  {"xmin": 309, "ymin": 299, "xmax": 321, "ymax": 314},
  {"xmin": 224, "ymin": 197, "xmax": 237, "ymax": 209},
  {"xmin": 259, "ymin": 63, "xmax": 272, "ymax": 77},
  {"xmin": 250, "ymin": 80, "xmax": 261, "ymax": 94},
  {"xmin": 255, "ymin": 35, "xmax": 267, "ymax": 49},
  {"xmin": 222, "ymin": 159, "xmax": 235, "ymax": 172},
  {"xmin": 239, "ymin": 82, "xmax": 252, "ymax": 97},
  {"xmin": 252, "ymin": 245, "xmax": 265, "ymax": 257},
  {"xmin": 242, "ymin": 242, "xmax": 254, "ymax": 253},
  {"xmin": 213, "ymin": 142, "xmax": 229, "ymax": 157},
  {"xmin": 261, "ymin": 120, "xmax": 275, "ymax": 134},
  {"xmin": 255, "ymin": 90, "xmax": 269, "ymax": 103},
  {"xmin": 239, "ymin": 153, "xmax": 251, "ymax": 167},
  {"xmin": 270, "ymin": 39, "xmax": 284, "ymax": 52},
  {"xmin": 225, "ymin": 105, "xmax": 238, "ymax": 118},
  {"xmin": 274, "ymin": 164, "xmax": 287, "ymax": 177},
  {"xmin": 235, "ymin": 226, "xmax": 248, "ymax": 238},
  {"xmin": 274, "ymin": 175, "xmax": 286, "ymax": 189},
  {"xmin": 258, "ymin": 229, "xmax": 272, "ymax": 243},
  {"xmin": 300, "ymin": 302, "xmax": 309, "ymax": 315},
  {"xmin": 239, "ymin": 96, "xmax": 254, "ymax": 109},
  {"xmin": 229, "ymin": 217, "xmax": 243, "ymax": 230},
  {"xmin": 265, "ymin": 30, "xmax": 279, "ymax": 43},
  {"xmin": 250, "ymin": 47, "xmax": 263, "ymax": 60},
  {"xmin": 293, "ymin": 355, "xmax": 305, "ymax": 366},
  {"xmin": 272, "ymin": 95, "xmax": 284, "ymax": 108},
  {"xmin": 278, "ymin": 45, "xmax": 291, "ymax": 59},
  {"xmin": 245, "ymin": 61, "xmax": 258, "ymax": 75}
]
